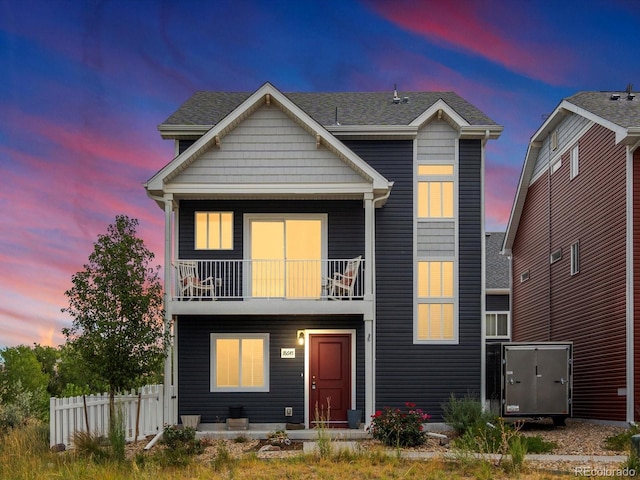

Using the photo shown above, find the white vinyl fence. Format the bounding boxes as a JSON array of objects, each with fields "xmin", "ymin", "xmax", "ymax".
[{"xmin": 49, "ymin": 384, "xmax": 164, "ymax": 447}]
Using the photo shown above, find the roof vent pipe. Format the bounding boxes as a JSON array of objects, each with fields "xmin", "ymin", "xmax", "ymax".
[{"xmin": 393, "ymin": 84, "xmax": 400, "ymax": 104}]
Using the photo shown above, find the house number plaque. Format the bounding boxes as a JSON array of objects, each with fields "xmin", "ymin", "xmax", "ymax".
[{"xmin": 281, "ymin": 348, "xmax": 296, "ymax": 359}]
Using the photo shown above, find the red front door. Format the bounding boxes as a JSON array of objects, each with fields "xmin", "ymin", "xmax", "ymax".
[{"xmin": 309, "ymin": 333, "xmax": 351, "ymax": 427}]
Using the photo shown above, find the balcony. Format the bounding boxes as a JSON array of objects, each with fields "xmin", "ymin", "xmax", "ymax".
[{"xmin": 169, "ymin": 258, "xmax": 371, "ymax": 317}]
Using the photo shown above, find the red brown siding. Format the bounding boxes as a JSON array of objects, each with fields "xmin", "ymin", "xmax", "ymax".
[{"xmin": 513, "ymin": 123, "xmax": 628, "ymax": 421}]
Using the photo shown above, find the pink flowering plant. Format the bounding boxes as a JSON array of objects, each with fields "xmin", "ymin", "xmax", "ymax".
[{"xmin": 368, "ymin": 402, "xmax": 431, "ymax": 447}]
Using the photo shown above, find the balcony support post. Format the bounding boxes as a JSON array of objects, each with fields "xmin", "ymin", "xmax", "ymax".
[{"xmin": 163, "ymin": 194, "xmax": 176, "ymax": 425}]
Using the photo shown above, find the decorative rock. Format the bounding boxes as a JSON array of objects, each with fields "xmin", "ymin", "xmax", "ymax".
[
  {"xmin": 259, "ymin": 444, "xmax": 281, "ymax": 452},
  {"xmin": 50, "ymin": 443, "xmax": 66, "ymax": 453}
]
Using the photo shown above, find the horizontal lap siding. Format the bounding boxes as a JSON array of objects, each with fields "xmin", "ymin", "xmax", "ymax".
[
  {"xmin": 345, "ymin": 139, "xmax": 482, "ymax": 419},
  {"xmin": 550, "ymin": 125, "xmax": 626, "ymax": 420},
  {"xmin": 486, "ymin": 294, "xmax": 509, "ymax": 312},
  {"xmin": 512, "ymin": 174, "xmax": 551, "ymax": 341},
  {"xmin": 513, "ymin": 123, "xmax": 627, "ymax": 421},
  {"xmin": 178, "ymin": 200, "xmax": 364, "ymax": 260},
  {"xmin": 177, "ymin": 315, "xmax": 364, "ymax": 424}
]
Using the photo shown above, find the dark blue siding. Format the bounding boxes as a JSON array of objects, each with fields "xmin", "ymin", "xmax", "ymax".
[
  {"xmin": 486, "ymin": 294, "xmax": 509, "ymax": 312},
  {"xmin": 344, "ymin": 139, "xmax": 483, "ymax": 419},
  {"xmin": 178, "ymin": 200, "xmax": 364, "ymax": 260},
  {"xmin": 177, "ymin": 315, "xmax": 364, "ymax": 423}
]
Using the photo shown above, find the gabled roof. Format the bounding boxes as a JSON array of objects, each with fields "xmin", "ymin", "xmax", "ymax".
[
  {"xmin": 145, "ymin": 82, "xmax": 393, "ymax": 199},
  {"xmin": 503, "ymin": 90, "xmax": 640, "ymax": 253},
  {"xmin": 162, "ymin": 90, "xmax": 498, "ymax": 127},
  {"xmin": 159, "ymin": 88, "xmax": 502, "ymax": 139},
  {"xmin": 486, "ymin": 232, "xmax": 509, "ymax": 291}
]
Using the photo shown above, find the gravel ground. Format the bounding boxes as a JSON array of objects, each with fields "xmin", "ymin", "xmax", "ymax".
[{"xmin": 133, "ymin": 419, "xmax": 631, "ymax": 474}]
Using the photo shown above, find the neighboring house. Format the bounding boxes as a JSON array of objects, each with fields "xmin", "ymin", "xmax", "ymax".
[
  {"xmin": 145, "ymin": 82, "xmax": 502, "ymax": 428},
  {"xmin": 503, "ymin": 89, "xmax": 640, "ymax": 423},
  {"xmin": 485, "ymin": 232, "xmax": 510, "ymax": 342}
]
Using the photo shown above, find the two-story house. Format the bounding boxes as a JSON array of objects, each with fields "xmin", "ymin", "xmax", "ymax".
[
  {"xmin": 145, "ymin": 82, "xmax": 502, "ymax": 428},
  {"xmin": 503, "ymin": 89, "xmax": 640, "ymax": 423}
]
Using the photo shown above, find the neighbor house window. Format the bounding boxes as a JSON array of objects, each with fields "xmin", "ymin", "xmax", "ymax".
[
  {"xmin": 211, "ymin": 334, "xmax": 269, "ymax": 392},
  {"xmin": 486, "ymin": 312, "xmax": 510, "ymax": 339},
  {"xmin": 571, "ymin": 241, "xmax": 580, "ymax": 275},
  {"xmin": 520, "ymin": 270, "xmax": 530, "ymax": 283},
  {"xmin": 416, "ymin": 261, "xmax": 455, "ymax": 341},
  {"xmin": 550, "ymin": 248, "xmax": 562, "ymax": 264},
  {"xmin": 417, "ymin": 165, "xmax": 454, "ymax": 218},
  {"xmin": 551, "ymin": 129, "xmax": 559, "ymax": 151},
  {"xmin": 196, "ymin": 212, "xmax": 233, "ymax": 250},
  {"xmin": 570, "ymin": 145, "xmax": 579, "ymax": 179}
]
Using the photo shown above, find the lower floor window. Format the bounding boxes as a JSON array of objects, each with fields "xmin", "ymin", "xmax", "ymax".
[
  {"xmin": 485, "ymin": 312, "xmax": 510, "ymax": 338},
  {"xmin": 417, "ymin": 303, "xmax": 454, "ymax": 340},
  {"xmin": 211, "ymin": 333, "xmax": 269, "ymax": 392}
]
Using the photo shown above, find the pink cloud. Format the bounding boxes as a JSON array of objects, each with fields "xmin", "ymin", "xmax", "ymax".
[{"xmin": 365, "ymin": 0, "xmax": 574, "ymax": 86}]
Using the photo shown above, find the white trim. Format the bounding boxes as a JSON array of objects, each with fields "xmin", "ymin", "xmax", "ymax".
[
  {"xmin": 485, "ymin": 311, "xmax": 511, "ymax": 339},
  {"xmin": 210, "ymin": 333, "xmax": 270, "ymax": 392},
  {"xmin": 570, "ymin": 144, "xmax": 580, "ymax": 180},
  {"xmin": 626, "ymin": 144, "xmax": 635, "ymax": 422},
  {"xmin": 570, "ymin": 241, "xmax": 580, "ymax": 276},
  {"xmin": 242, "ymin": 213, "xmax": 328, "ymax": 299},
  {"xmin": 303, "ymin": 329, "xmax": 357, "ymax": 428}
]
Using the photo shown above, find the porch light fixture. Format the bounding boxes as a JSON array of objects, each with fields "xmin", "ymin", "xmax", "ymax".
[{"xmin": 297, "ymin": 330, "xmax": 305, "ymax": 346}]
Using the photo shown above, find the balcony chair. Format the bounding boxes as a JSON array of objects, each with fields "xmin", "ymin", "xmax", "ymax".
[
  {"xmin": 175, "ymin": 260, "xmax": 216, "ymax": 300},
  {"xmin": 326, "ymin": 256, "xmax": 362, "ymax": 300}
]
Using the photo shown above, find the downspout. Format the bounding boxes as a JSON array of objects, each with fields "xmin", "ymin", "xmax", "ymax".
[
  {"xmin": 480, "ymin": 130, "xmax": 489, "ymax": 409},
  {"xmin": 365, "ymin": 184, "xmax": 393, "ymax": 425}
]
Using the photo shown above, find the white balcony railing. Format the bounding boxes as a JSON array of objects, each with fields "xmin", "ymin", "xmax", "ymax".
[{"xmin": 173, "ymin": 258, "xmax": 365, "ymax": 301}]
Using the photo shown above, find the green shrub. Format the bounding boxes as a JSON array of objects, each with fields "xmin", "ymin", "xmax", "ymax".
[
  {"xmin": 267, "ymin": 429, "xmax": 291, "ymax": 446},
  {"xmin": 605, "ymin": 424, "xmax": 640, "ymax": 451},
  {"xmin": 368, "ymin": 402, "xmax": 430, "ymax": 448},
  {"xmin": 159, "ymin": 425, "xmax": 204, "ymax": 466},
  {"xmin": 521, "ymin": 434, "xmax": 556, "ymax": 454},
  {"xmin": 441, "ymin": 393, "xmax": 494, "ymax": 435}
]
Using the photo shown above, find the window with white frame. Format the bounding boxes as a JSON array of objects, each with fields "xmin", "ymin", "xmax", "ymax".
[
  {"xmin": 416, "ymin": 260, "xmax": 455, "ymax": 341},
  {"xmin": 417, "ymin": 165, "xmax": 454, "ymax": 218},
  {"xmin": 210, "ymin": 333, "xmax": 269, "ymax": 392},
  {"xmin": 570, "ymin": 144, "xmax": 579, "ymax": 179},
  {"xmin": 195, "ymin": 212, "xmax": 233, "ymax": 250},
  {"xmin": 570, "ymin": 241, "xmax": 580, "ymax": 275},
  {"xmin": 551, "ymin": 129, "xmax": 559, "ymax": 151},
  {"xmin": 486, "ymin": 312, "xmax": 510, "ymax": 339}
]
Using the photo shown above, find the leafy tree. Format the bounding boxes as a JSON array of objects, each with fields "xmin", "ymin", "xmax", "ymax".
[
  {"xmin": 0, "ymin": 345, "xmax": 50, "ymax": 420},
  {"xmin": 62, "ymin": 215, "xmax": 168, "ymax": 426}
]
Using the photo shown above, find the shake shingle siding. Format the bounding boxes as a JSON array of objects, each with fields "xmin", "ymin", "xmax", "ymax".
[{"xmin": 177, "ymin": 315, "xmax": 364, "ymax": 424}]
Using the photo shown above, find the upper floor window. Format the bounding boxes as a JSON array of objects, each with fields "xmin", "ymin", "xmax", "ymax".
[
  {"xmin": 570, "ymin": 145, "xmax": 579, "ymax": 179},
  {"xmin": 195, "ymin": 212, "xmax": 233, "ymax": 250},
  {"xmin": 416, "ymin": 261, "xmax": 455, "ymax": 341},
  {"xmin": 551, "ymin": 129, "xmax": 559, "ymax": 151},
  {"xmin": 417, "ymin": 165, "xmax": 454, "ymax": 218},
  {"xmin": 210, "ymin": 333, "xmax": 269, "ymax": 392},
  {"xmin": 486, "ymin": 312, "xmax": 510, "ymax": 339},
  {"xmin": 571, "ymin": 241, "xmax": 580, "ymax": 275}
]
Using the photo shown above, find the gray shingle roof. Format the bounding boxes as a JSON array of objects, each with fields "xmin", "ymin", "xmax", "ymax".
[
  {"xmin": 486, "ymin": 232, "xmax": 509, "ymax": 290},
  {"xmin": 162, "ymin": 90, "xmax": 498, "ymax": 127},
  {"xmin": 566, "ymin": 91, "xmax": 640, "ymax": 128}
]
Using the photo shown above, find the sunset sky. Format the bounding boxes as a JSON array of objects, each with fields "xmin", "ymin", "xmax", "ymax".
[{"xmin": 2, "ymin": 0, "xmax": 639, "ymax": 348}]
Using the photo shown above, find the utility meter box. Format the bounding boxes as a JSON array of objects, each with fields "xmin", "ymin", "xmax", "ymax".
[{"xmin": 487, "ymin": 342, "xmax": 572, "ymax": 425}]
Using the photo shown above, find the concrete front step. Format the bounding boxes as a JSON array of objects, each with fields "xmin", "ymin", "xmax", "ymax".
[{"xmin": 195, "ymin": 423, "xmax": 370, "ymax": 441}]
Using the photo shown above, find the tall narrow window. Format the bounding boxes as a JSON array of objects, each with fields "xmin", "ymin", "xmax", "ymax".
[
  {"xmin": 195, "ymin": 212, "xmax": 233, "ymax": 250},
  {"xmin": 571, "ymin": 241, "xmax": 580, "ymax": 275},
  {"xmin": 417, "ymin": 261, "xmax": 455, "ymax": 341},
  {"xmin": 417, "ymin": 165, "xmax": 454, "ymax": 218},
  {"xmin": 211, "ymin": 334, "xmax": 269, "ymax": 392},
  {"xmin": 570, "ymin": 145, "xmax": 579, "ymax": 179}
]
